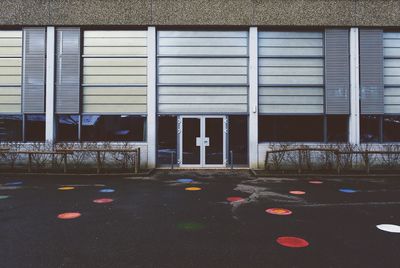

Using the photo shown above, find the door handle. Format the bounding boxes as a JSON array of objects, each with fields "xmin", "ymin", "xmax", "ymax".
[{"xmin": 204, "ymin": 137, "xmax": 210, "ymax": 147}]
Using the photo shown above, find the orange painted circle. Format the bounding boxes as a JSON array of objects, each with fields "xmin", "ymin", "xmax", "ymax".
[
  {"xmin": 93, "ymin": 198, "xmax": 114, "ymax": 204},
  {"xmin": 185, "ymin": 187, "xmax": 202, "ymax": 191},
  {"xmin": 289, "ymin": 191, "xmax": 306, "ymax": 195},
  {"xmin": 58, "ymin": 186, "xmax": 75, "ymax": 190},
  {"xmin": 57, "ymin": 212, "xmax": 81, "ymax": 220},
  {"xmin": 266, "ymin": 208, "xmax": 292, "ymax": 215}
]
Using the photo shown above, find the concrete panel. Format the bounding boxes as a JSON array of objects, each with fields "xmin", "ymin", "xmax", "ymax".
[
  {"xmin": 50, "ymin": 0, "xmax": 151, "ymax": 25},
  {"xmin": 254, "ymin": 0, "xmax": 355, "ymax": 26},
  {"xmin": 0, "ymin": 0, "xmax": 49, "ymax": 25},
  {"xmin": 356, "ymin": 0, "xmax": 400, "ymax": 26},
  {"xmin": 152, "ymin": 0, "xmax": 253, "ymax": 25}
]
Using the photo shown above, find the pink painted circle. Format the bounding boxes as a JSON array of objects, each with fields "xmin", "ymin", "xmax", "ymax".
[
  {"xmin": 308, "ymin": 180, "xmax": 323, "ymax": 184},
  {"xmin": 289, "ymin": 190, "xmax": 306, "ymax": 195},
  {"xmin": 226, "ymin": 197, "xmax": 244, "ymax": 202},
  {"xmin": 57, "ymin": 212, "xmax": 81, "ymax": 220},
  {"xmin": 93, "ymin": 198, "xmax": 114, "ymax": 204},
  {"xmin": 266, "ymin": 208, "xmax": 293, "ymax": 216},
  {"xmin": 276, "ymin": 236, "xmax": 309, "ymax": 248}
]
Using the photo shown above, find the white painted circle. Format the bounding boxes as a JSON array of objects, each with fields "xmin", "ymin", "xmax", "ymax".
[{"xmin": 377, "ymin": 224, "xmax": 400, "ymax": 233}]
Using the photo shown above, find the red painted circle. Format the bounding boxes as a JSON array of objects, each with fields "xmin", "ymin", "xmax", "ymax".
[
  {"xmin": 57, "ymin": 212, "xmax": 81, "ymax": 220},
  {"xmin": 227, "ymin": 197, "xmax": 244, "ymax": 202},
  {"xmin": 289, "ymin": 190, "xmax": 306, "ymax": 195},
  {"xmin": 276, "ymin": 236, "xmax": 309, "ymax": 248},
  {"xmin": 309, "ymin": 180, "xmax": 323, "ymax": 184},
  {"xmin": 266, "ymin": 208, "xmax": 292, "ymax": 215},
  {"xmin": 93, "ymin": 198, "xmax": 114, "ymax": 204}
]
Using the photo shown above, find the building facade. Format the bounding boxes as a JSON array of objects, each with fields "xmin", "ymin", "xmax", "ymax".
[{"xmin": 0, "ymin": 0, "xmax": 399, "ymax": 169}]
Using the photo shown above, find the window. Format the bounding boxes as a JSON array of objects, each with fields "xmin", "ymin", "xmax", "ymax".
[
  {"xmin": 81, "ymin": 115, "xmax": 145, "ymax": 142},
  {"xmin": 327, "ymin": 116, "xmax": 349, "ymax": 142},
  {"xmin": 56, "ymin": 115, "xmax": 79, "ymax": 142},
  {"xmin": 229, "ymin": 116, "xmax": 248, "ymax": 164},
  {"xmin": 25, "ymin": 114, "xmax": 45, "ymax": 142},
  {"xmin": 259, "ymin": 116, "xmax": 324, "ymax": 142},
  {"xmin": 360, "ymin": 115, "xmax": 381, "ymax": 143},
  {"xmin": 0, "ymin": 115, "xmax": 22, "ymax": 141},
  {"xmin": 383, "ymin": 115, "xmax": 400, "ymax": 142},
  {"xmin": 157, "ymin": 115, "xmax": 177, "ymax": 165},
  {"xmin": 259, "ymin": 115, "xmax": 349, "ymax": 143}
]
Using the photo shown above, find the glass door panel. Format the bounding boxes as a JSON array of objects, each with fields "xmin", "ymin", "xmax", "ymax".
[
  {"xmin": 205, "ymin": 118, "xmax": 224, "ymax": 165},
  {"xmin": 182, "ymin": 117, "xmax": 201, "ymax": 165}
]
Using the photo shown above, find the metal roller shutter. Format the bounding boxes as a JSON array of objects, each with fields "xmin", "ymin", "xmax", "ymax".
[
  {"xmin": 258, "ymin": 31, "xmax": 324, "ymax": 114},
  {"xmin": 157, "ymin": 31, "xmax": 248, "ymax": 114},
  {"xmin": 383, "ymin": 32, "xmax": 400, "ymax": 114},
  {"xmin": 22, "ymin": 28, "xmax": 46, "ymax": 114}
]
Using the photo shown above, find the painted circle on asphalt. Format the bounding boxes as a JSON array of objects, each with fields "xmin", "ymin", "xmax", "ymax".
[
  {"xmin": 377, "ymin": 224, "xmax": 400, "ymax": 233},
  {"xmin": 4, "ymin": 181, "xmax": 23, "ymax": 186},
  {"xmin": 227, "ymin": 197, "xmax": 245, "ymax": 202},
  {"xmin": 57, "ymin": 212, "xmax": 81, "ymax": 220},
  {"xmin": 185, "ymin": 187, "xmax": 202, "ymax": 191},
  {"xmin": 0, "ymin": 195, "xmax": 9, "ymax": 200},
  {"xmin": 58, "ymin": 186, "xmax": 75, "ymax": 191},
  {"xmin": 93, "ymin": 198, "xmax": 114, "ymax": 204},
  {"xmin": 339, "ymin": 188, "xmax": 358, "ymax": 193},
  {"xmin": 309, "ymin": 180, "xmax": 323, "ymax": 184},
  {"xmin": 289, "ymin": 191, "xmax": 306, "ymax": 195},
  {"xmin": 266, "ymin": 208, "xmax": 293, "ymax": 216},
  {"xmin": 276, "ymin": 236, "xmax": 309, "ymax": 248},
  {"xmin": 99, "ymin": 189, "xmax": 115, "ymax": 193},
  {"xmin": 177, "ymin": 178, "xmax": 194, "ymax": 183}
]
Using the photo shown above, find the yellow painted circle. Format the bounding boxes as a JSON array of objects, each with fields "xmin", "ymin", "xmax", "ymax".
[
  {"xmin": 185, "ymin": 187, "xmax": 202, "ymax": 191},
  {"xmin": 58, "ymin": 186, "xmax": 75, "ymax": 191}
]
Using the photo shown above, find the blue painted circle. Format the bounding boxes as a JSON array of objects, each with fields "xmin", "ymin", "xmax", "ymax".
[
  {"xmin": 339, "ymin": 188, "xmax": 358, "ymax": 193},
  {"xmin": 4, "ymin": 181, "xmax": 23, "ymax": 186},
  {"xmin": 99, "ymin": 189, "xmax": 115, "ymax": 193},
  {"xmin": 177, "ymin": 178, "xmax": 193, "ymax": 183}
]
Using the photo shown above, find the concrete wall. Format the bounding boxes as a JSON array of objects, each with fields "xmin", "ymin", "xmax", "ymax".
[{"xmin": 0, "ymin": 0, "xmax": 399, "ymax": 27}]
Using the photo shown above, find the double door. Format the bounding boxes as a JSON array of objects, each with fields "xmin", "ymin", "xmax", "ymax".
[{"xmin": 179, "ymin": 116, "xmax": 226, "ymax": 167}]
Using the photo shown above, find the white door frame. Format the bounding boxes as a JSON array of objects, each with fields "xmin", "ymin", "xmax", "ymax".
[{"xmin": 178, "ymin": 115, "xmax": 227, "ymax": 168}]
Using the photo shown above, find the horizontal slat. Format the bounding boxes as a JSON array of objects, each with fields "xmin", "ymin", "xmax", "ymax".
[
  {"xmin": 159, "ymin": 37, "xmax": 247, "ymax": 47},
  {"xmin": 83, "ymin": 75, "xmax": 147, "ymax": 85},
  {"xmin": 82, "ymin": 104, "xmax": 147, "ymax": 113},
  {"xmin": 384, "ymin": 96, "xmax": 400, "ymax": 104},
  {"xmin": 158, "ymin": 104, "xmax": 248, "ymax": 113},
  {"xmin": 83, "ymin": 95, "xmax": 146, "ymax": 104},
  {"xmin": 0, "ymin": 47, "xmax": 22, "ymax": 56},
  {"xmin": 259, "ymin": 87, "xmax": 323, "ymax": 96},
  {"xmin": 259, "ymin": 38, "xmax": 323, "ymax": 47},
  {"xmin": 259, "ymin": 67, "xmax": 323, "ymax": 76},
  {"xmin": 384, "ymin": 76, "xmax": 400, "ymax": 85},
  {"xmin": 259, "ymin": 76, "xmax": 323, "ymax": 85},
  {"xmin": 84, "ymin": 31, "xmax": 147, "ymax": 38},
  {"xmin": 83, "ymin": 46, "xmax": 147, "ymax": 56},
  {"xmin": 158, "ymin": 75, "xmax": 247, "ymax": 85},
  {"xmin": 159, "ymin": 66, "xmax": 246, "ymax": 75},
  {"xmin": 158, "ymin": 46, "xmax": 247, "ymax": 56},
  {"xmin": 0, "ymin": 58, "xmax": 21, "ymax": 67},
  {"xmin": 84, "ymin": 66, "xmax": 147, "ymax": 75},
  {"xmin": 0, "ymin": 39, "xmax": 22, "ymax": 47},
  {"xmin": 83, "ymin": 87, "xmax": 147, "ymax": 96},
  {"xmin": 0, "ymin": 76, "xmax": 21, "ymax": 84},
  {"xmin": 0, "ymin": 104, "xmax": 21, "ymax": 113},
  {"xmin": 259, "ymin": 47, "xmax": 323, "ymax": 57},
  {"xmin": 84, "ymin": 58, "xmax": 147, "ymax": 67},
  {"xmin": 158, "ymin": 95, "xmax": 246, "ymax": 104},
  {"xmin": 0, "ymin": 31, "xmax": 22, "ymax": 38},
  {"xmin": 158, "ymin": 86, "xmax": 247, "ymax": 95},
  {"xmin": 158, "ymin": 31, "xmax": 247, "ymax": 38},
  {"xmin": 0, "ymin": 87, "xmax": 21, "ymax": 95},
  {"xmin": 0, "ymin": 67, "xmax": 21, "ymax": 75},
  {"xmin": 158, "ymin": 57, "xmax": 247, "ymax": 66},
  {"xmin": 385, "ymin": 105, "xmax": 400, "ymax": 114},
  {"xmin": 259, "ymin": 104, "xmax": 323, "ymax": 114},
  {"xmin": 384, "ymin": 87, "xmax": 400, "ymax": 96},
  {"xmin": 259, "ymin": 58, "xmax": 323, "ymax": 67},
  {"xmin": 0, "ymin": 95, "xmax": 21, "ymax": 103},
  {"xmin": 259, "ymin": 31, "xmax": 323, "ymax": 39},
  {"xmin": 85, "ymin": 38, "xmax": 147, "ymax": 47},
  {"xmin": 259, "ymin": 96, "xmax": 323, "ymax": 105}
]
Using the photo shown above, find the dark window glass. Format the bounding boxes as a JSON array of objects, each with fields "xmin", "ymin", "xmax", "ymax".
[
  {"xmin": 259, "ymin": 115, "xmax": 324, "ymax": 142},
  {"xmin": 157, "ymin": 115, "xmax": 177, "ymax": 165},
  {"xmin": 327, "ymin": 116, "xmax": 349, "ymax": 142},
  {"xmin": 56, "ymin": 115, "xmax": 79, "ymax": 142},
  {"xmin": 0, "ymin": 115, "xmax": 22, "ymax": 141},
  {"xmin": 25, "ymin": 114, "xmax": 45, "ymax": 142},
  {"xmin": 81, "ymin": 115, "xmax": 145, "ymax": 142},
  {"xmin": 360, "ymin": 115, "xmax": 381, "ymax": 143},
  {"xmin": 229, "ymin": 115, "xmax": 248, "ymax": 164},
  {"xmin": 383, "ymin": 115, "xmax": 400, "ymax": 142}
]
